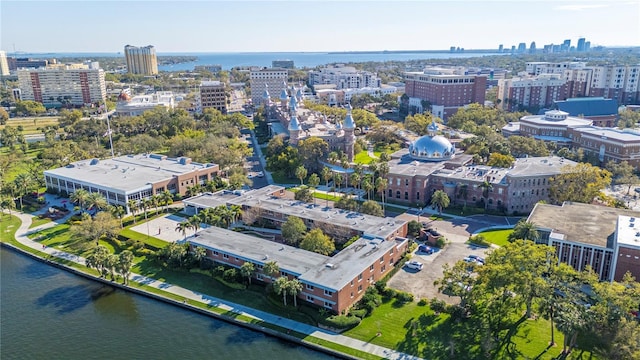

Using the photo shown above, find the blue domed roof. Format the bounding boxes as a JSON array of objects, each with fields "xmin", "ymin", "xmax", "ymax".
[{"xmin": 408, "ymin": 135, "xmax": 455, "ymax": 162}]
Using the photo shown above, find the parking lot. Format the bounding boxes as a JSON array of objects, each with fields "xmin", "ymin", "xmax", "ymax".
[
  {"xmin": 388, "ymin": 241, "xmax": 491, "ymax": 304},
  {"xmin": 387, "ymin": 214, "xmax": 505, "ymax": 304}
]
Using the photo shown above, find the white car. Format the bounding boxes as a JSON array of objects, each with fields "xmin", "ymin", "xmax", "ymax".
[{"xmin": 406, "ymin": 260, "xmax": 424, "ymax": 271}]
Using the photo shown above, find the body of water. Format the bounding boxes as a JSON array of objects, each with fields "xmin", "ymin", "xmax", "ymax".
[
  {"xmin": 0, "ymin": 247, "xmax": 335, "ymax": 360},
  {"xmin": 14, "ymin": 51, "xmax": 504, "ymax": 71}
]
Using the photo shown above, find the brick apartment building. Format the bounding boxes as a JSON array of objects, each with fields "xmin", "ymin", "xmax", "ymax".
[
  {"xmin": 404, "ymin": 67, "xmax": 486, "ymax": 120},
  {"xmin": 183, "ymin": 185, "xmax": 409, "ymax": 313}
]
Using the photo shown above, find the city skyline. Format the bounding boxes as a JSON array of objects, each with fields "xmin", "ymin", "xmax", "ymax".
[{"xmin": 1, "ymin": 1, "xmax": 638, "ymax": 53}]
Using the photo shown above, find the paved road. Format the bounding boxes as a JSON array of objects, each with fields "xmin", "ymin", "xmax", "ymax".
[{"xmin": 5, "ymin": 210, "xmax": 422, "ymax": 360}]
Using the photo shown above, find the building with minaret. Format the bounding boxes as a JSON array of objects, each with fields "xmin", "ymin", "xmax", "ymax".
[{"xmin": 342, "ymin": 103, "xmax": 356, "ymax": 161}]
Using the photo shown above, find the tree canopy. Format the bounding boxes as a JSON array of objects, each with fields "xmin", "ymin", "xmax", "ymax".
[{"xmin": 549, "ymin": 163, "xmax": 612, "ymax": 204}]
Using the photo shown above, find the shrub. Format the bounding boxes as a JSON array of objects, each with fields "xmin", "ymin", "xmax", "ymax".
[
  {"xmin": 213, "ymin": 265, "xmax": 226, "ymax": 276},
  {"xmin": 435, "ymin": 236, "xmax": 448, "ymax": 248},
  {"xmin": 374, "ymin": 280, "xmax": 387, "ymax": 293},
  {"xmin": 468, "ymin": 234, "xmax": 490, "ymax": 247},
  {"xmin": 321, "ymin": 315, "xmax": 361, "ymax": 330},
  {"xmin": 349, "ymin": 308, "xmax": 368, "ymax": 319},
  {"xmin": 223, "ymin": 268, "xmax": 238, "ymax": 282},
  {"xmin": 383, "ymin": 287, "xmax": 397, "ymax": 299},
  {"xmin": 430, "ymin": 298, "xmax": 447, "ymax": 313},
  {"xmin": 418, "ymin": 298, "xmax": 428, "ymax": 306},
  {"xmin": 395, "ymin": 291, "xmax": 414, "ymax": 303}
]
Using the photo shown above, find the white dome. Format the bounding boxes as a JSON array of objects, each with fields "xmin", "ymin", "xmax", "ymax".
[{"xmin": 408, "ymin": 135, "xmax": 455, "ymax": 162}]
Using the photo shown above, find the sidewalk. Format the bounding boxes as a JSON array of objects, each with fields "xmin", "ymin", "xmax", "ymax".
[{"xmin": 6, "ymin": 211, "xmax": 422, "ymax": 360}]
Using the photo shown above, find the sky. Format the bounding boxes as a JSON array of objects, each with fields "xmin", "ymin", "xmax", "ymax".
[{"xmin": 1, "ymin": 0, "xmax": 639, "ymax": 53}]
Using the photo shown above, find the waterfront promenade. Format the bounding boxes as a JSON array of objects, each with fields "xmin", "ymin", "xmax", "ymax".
[{"xmin": 5, "ymin": 210, "xmax": 422, "ymax": 360}]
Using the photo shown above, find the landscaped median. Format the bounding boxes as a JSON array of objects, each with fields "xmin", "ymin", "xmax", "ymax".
[{"xmin": 0, "ymin": 214, "xmax": 388, "ymax": 360}]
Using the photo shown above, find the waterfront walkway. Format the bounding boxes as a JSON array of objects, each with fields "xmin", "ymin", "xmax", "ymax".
[{"xmin": 6, "ymin": 211, "xmax": 422, "ymax": 360}]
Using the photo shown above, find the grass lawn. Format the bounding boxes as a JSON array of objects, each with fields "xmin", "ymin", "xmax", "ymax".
[
  {"xmin": 0, "ymin": 214, "xmax": 21, "ymax": 242},
  {"xmin": 28, "ymin": 216, "xmax": 53, "ymax": 229},
  {"xmin": 353, "ymin": 150, "xmax": 384, "ymax": 165},
  {"xmin": 478, "ymin": 229, "xmax": 513, "ymax": 247},
  {"xmin": 0, "ymin": 116, "xmax": 61, "ymax": 135},
  {"xmin": 119, "ymin": 228, "xmax": 169, "ymax": 249}
]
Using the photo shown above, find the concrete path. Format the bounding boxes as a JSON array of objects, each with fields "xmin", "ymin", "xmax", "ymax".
[{"xmin": 5, "ymin": 211, "xmax": 422, "ymax": 360}]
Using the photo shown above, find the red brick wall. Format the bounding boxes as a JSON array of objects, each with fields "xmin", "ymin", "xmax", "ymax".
[{"xmin": 614, "ymin": 245, "xmax": 640, "ymax": 281}]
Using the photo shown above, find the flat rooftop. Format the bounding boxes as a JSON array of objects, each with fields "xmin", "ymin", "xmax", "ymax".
[
  {"xmin": 616, "ymin": 215, "xmax": 640, "ymax": 249},
  {"xmin": 299, "ymin": 236, "xmax": 407, "ymax": 291},
  {"xmin": 577, "ymin": 127, "xmax": 640, "ymax": 143},
  {"xmin": 44, "ymin": 154, "xmax": 216, "ymax": 193},
  {"xmin": 190, "ymin": 227, "xmax": 328, "ymax": 277},
  {"xmin": 528, "ymin": 202, "xmax": 640, "ymax": 248},
  {"xmin": 520, "ymin": 114, "xmax": 592, "ymax": 127}
]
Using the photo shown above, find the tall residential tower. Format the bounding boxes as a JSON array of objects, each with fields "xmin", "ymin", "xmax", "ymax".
[{"xmin": 124, "ymin": 45, "xmax": 158, "ymax": 75}]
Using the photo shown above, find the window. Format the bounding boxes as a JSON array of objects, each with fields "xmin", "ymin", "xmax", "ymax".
[
  {"xmin": 358, "ymin": 285, "xmax": 363, "ymax": 292},
  {"xmin": 358, "ymin": 273, "xmax": 363, "ymax": 281},
  {"xmin": 405, "ymin": 192, "xmax": 409, "ymax": 200},
  {"xmin": 306, "ymin": 284, "xmax": 314, "ymax": 290},
  {"xmin": 307, "ymin": 295, "xmax": 313, "ymax": 302},
  {"xmin": 324, "ymin": 302, "xmax": 332, "ymax": 309},
  {"xmin": 257, "ymin": 274, "xmax": 263, "ymax": 280},
  {"xmin": 223, "ymin": 254, "xmax": 229, "ymax": 259},
  {"xmin": 324, "ymin": 289, "xmax": 333, "ymax": 296},
  {"xmin": 350, "ymin": 292, "xmax": 354, "ymax": 298},
  {"xmin": 379, "ymin": 256, "xmax": 384, "ymax": 263}
]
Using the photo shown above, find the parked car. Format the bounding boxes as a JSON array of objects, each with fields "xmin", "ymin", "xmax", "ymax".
[
  {"xmin": 256, "ymin": 171, "xmax": 264, "ymax": 178},
  {"xmin": 468, "ymin": 254, "xmax": 485, "ymax": 264},
  {"xmin": 406, "ymin": 260, "xmax": 424, "ymax": 271},
  {"xmin": 418, "ymin": 244, "xmax": 434, "ymax": 254}
]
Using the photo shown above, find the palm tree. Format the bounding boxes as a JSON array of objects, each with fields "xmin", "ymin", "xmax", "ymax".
[
  {"xmin": 287, "ymin": 278, "xmax": 303, "ymax": 307},
  {"xmin": 263, "ymin": 260, "xmax": 280, "ymax": 281},
  {"xmin": 240, "ymin": 262, "xmax": 255, "ymax": 285},
  {"xmin": 479, "ymin": 180, "xmax": 493, "ymax": 210},
  {"xmin": 175, "ymin": 220, "xmax": 191, "ymax": 241},
  {"xmin": 228, "ymin": 205, "xmax": 243, "ymax": 225},
  {"xmin": 188, "ymin": 215, "xmax": 201, "ymax": 236},
  {"xmin": 350, "ymin": 173, "xmax": 361, "ymax": 198},
  {"xmin": 295, "ymin": 165, "xmax": 307, "ymax": 186},
  {"xmin": 430, "ymin": 190, "xmax": 450, "ymax": 215},
  {"xmin": 321, "ymin": 167, "xmax": 331, "ymax": 188},
  {"xmin": 334, "ymin": 173, "xmax": 343, "ymax": 192},
  {"xmin": 141, "ymin": 198, "xmax": 152, "ymax": 221},
  {"xmin": 328, "ymin": 152, "xmax": 339, "ymax": 165},
  {"xmin": 87, "ymin": 192, "xmax": 108, "ymax": 213},
  {"xmin": 151, "ymin": 194, "xmax": 161, "ymax": 214},
  {"xmin": 160, "ymin": 190, "xmax": 173, "ymax": 213},
  {"xmin": 509, "ymin": 220, "xmax": 540, "ymax": 242},
  {"xmin": 308, "ymin": 173, "xmax": 320, "ymax": 205},
  {"xmin": 127, "ymin": 199, "xmax": 139, "ymax": 222},
  {"xmin": 457, "ymin": 184, "xmax": 469, "ymax": 207},
  {"xmin": 273, "ymin": 277, "xmax": 290, "ymax": 306},
  {"xmin": 109, "ymin": 205, "xmax": 126, "ymax": 228},
  {"xmin": 375, "ymin": 177, "xmax": 388, "ymax": 212},
  {"xmin": 13, "ymin": 173, "xmax": 35, "ymax": 210},
  {"xmin": 117, "ymin": 250, "xmax": 134, "ymax": 285},
  {"xmin": 70, "ymin": 188, "xmax": 90, "ymax": 213},
  {"xmin": 362, "ymin": 177, "xmax": 373, "ymax": 201}
]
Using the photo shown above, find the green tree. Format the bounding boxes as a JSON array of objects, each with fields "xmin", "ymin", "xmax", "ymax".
[
  {"xmin": 457, "ymin": 184, "xmax": 469, "ymax": 207},
  {"xmin": 295, "ymin": 165, "xmax": 308, "ymax": 186},
  {"xmin": 549, "ymin": 163, "xmax": 612, "ymax": 204},
  {"xmin": 434, "ymin": 261, "xmax": 476, "ymax": 309},
  {"xmin": 508, "ymin": 220, "xmax": 540, "ymax": 242},
  {"xmin": 362, "ymin": 177, "xmax": 373, "ymax": 200},
  {"xmin": 287, "ymin": 278, "xmax": 303, "ymax": 307},
  {"xmin": 71, "ymin": 211, "xmax": 120, "ymax": 245},
  {"xmin": 108, "ymin": 205, "xmax": 126, "ymax": 228},
  {"xmin": 430, "ymin": 190, "xmax": 450, "ymax": 215},
  {"xmin": 486, "ymin": 152, "xmax": 515, "ymax": 168},
  {"xmin": 407, "ymin": 220, "xmax": 422, "ymax": 238},
  {"xmin": 127, "ymin": 199, "xmax": 139, "ymax": 223},
  {"xmin": 297, "ymin": 137, "xmax": 329, "ymax": 173},
  {"xmin": 240, "ymin": 262, "xmax": 255, "ymax": 285},
  {"xmin": 300, "ymin": 228, "xmax": 335, "ymax": 255},
  {"xmin": 86, "ymin": 192, "xmax": 108, "ymax": 213},
  {"xmin": 0, "ymin": 107, "xmax": 8, "ymax": 125},
  {"xmin": 117, "ymin": 250, "xmax": 134, "ymax": 285},
  {"xmin": 281, "ymin": 216, "xmax": 307, "ymax": 246},
  {"xmin": 375, "ymin": 177, "xmax": 388, "ymax": 212},
  {"xmin": 13, "ymin": 173, "xmax": 35, "ymax": 210},
  {"xmin": 308, "ymin": 173, "xmax": 320, "ymax": 205},
  {"xmin": 479, "ymin": 180, "xmax": 493, "ymax": 210},
  {"xmin": 175, "ymin": 220, "xmax": 191, "ymax": 241},
  {"xmin": 404, "ymin": 113, "xmax": 440, "ymax": 135},
  {"xmin": 360, "ymin": 200, "xmax": 384, "ymax": 217},
  {"xmin": 85, "ymin": 245, "xmax": 110, "ymax": 277},
  {"xmin": 273, "ymin": 276, "xmax": 290, "ymax": 306},
  {"xmin": 160, "ymin": 190, "xmax": 173, "ymax": 212},
  {"xmin": 15, "ymin": 100, "xmax": 46, "ymax": 116},
  {"xmin": 263, "ymin": 260, "xmax": 280, "ymax": 280}
]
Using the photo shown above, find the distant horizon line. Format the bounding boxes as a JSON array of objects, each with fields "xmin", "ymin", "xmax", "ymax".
[{"xmin": 4, "ymin": 45, "xmax": 639, "ymax": 55}]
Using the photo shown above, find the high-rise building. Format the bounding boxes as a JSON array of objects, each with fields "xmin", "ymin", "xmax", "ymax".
[
  {"xmin": 308, "ymin": 65, "xmax": 381, "ymax": 90},
  {"xmin": 8, "ymin": 57, "xmax": 48, "ymax": 71},
  {"xmin": 529, "ymin": 42, "xmax": 536, "ymax": 53},
  {"xmin": 249, "ymin": 68, "xmax": 288, "ymax": 106},
  {"xmin": 0, "ymin": 51, "xmax": 9, "ymax": 76},
  {"xmin": 404, "ymin": 67, "xmax": 486, "ymax": 120},
  {"xmin": 198, "ymin": 81, "xmax": 227, "ymax": 114},
  {"xmin": 272, "ymin": 60, "xmax": 294, "ymax": 69},
  {"xmin": 562, "ymin": 39, "xmax": 571, "ymax": 51},
  {"xmin": 124, "ymin": 45, "xmax": 158, "ymax": 75},
  {"xmin": 17, "ymin": 63, "xmax": 106, "ymax": 107},
  {"xmin": 517, "ymin": 43, "xmax": 527, "ymax": 53},
  {"xmin": 577, "ymin": 38, "xmax": 586, "ymax": 52},
  {"xmin": 497, "ymin": 74, "xmax": 567, "ymax": 112}
]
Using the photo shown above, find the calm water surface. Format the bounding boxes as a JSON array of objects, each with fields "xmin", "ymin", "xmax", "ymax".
[{"xmin": 0, "ymin": 247, "xmax": 335, "ymax": 360}]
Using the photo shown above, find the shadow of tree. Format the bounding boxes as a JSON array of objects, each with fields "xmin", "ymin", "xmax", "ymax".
[{"xmin": 35, "ymin": 284, "xmax": 114, "ymax": 314}]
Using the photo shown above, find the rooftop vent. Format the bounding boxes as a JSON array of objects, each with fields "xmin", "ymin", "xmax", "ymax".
[
  {"xmin": 631, "ymin": 217, "xmax": 635, "ymax": 223},
  {"xmin": 325, "ymin": 263, "xmax": 336, "ymax": 269},
  {"xmin": 263, "ymin": 255, "xmax": 269, "ymax": 260}
]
